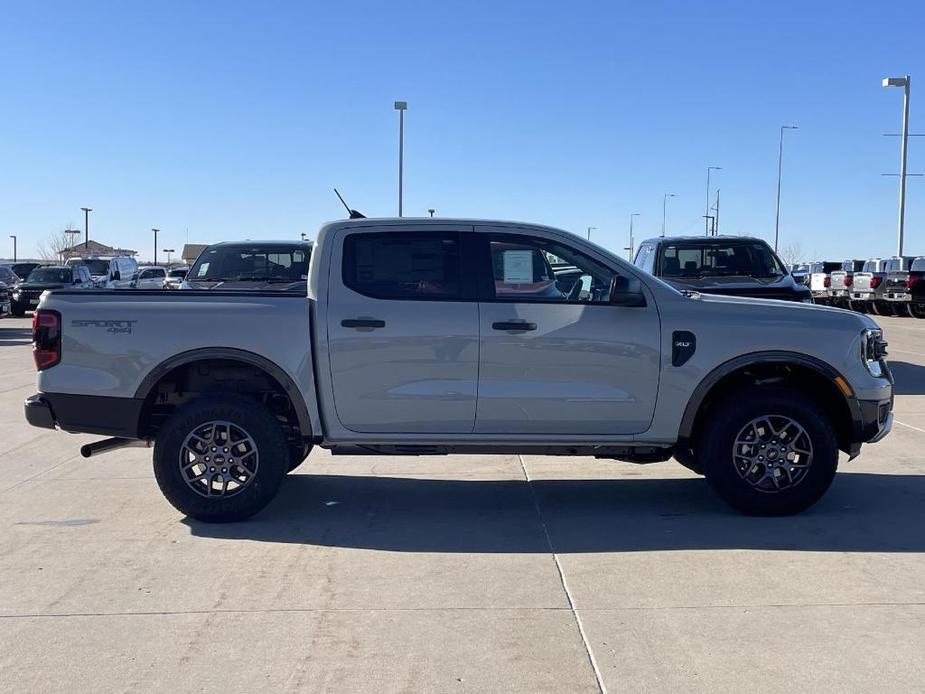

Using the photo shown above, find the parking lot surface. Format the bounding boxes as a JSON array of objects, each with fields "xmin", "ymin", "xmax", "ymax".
[{"xmin": 1, "ymin": 314, "xmax": 924, "ymax": 693}]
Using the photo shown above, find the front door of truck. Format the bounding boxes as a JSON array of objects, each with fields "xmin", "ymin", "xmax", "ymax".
[
  {"xmin": 473, "ymin": 228, "xmax": 661, "ymax": 435},
  {"xmin": 327, "ymin": 226, "xmax": 480, "ymax": 434}
]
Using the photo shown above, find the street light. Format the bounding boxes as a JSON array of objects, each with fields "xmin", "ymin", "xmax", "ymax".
[
  {"xmin": 163, "ymin": 248, "xmax": 175, "ymax": 266},
  {"xmin": 773, "ymin": 125, "xmax": 798, "ymax": 252},
  {"xmin": 300, "ymin": 232, "xmax": 307, "ymax": 241},
  {"xmin": 151, "ymin": 228, "xmax": 160, "ymax": 267},
  {"xmin": 883, "ymin": 75, "xmax": 911, "ymax": 256},
  {"xmin": 661, "ymin": 194, "xmax": 676, "ymax": 237},
  {"xmin": 627, "ymin": 213, "xmax": 640, "ymax": 260},
  {"xmin": 80, "ymin": 207, "xmax": 92, "ymax": 250},
  {"xmin": 705, "ymin": 167, "xmax": 721, "ymax": 235},
  {"xmin": 9, "ymin": 235, "xmax": 16, "ymax": 262},
  {"xmin": 428, "ymin": 208, "xmax": 435, "ymax": 218},
  {"xmin": 587, "ymin": 226, "xmax": 596, "ymax": 241},
  {"xmin": 394, "ymin": 101, "xmax": 408, "ymax": 217}
]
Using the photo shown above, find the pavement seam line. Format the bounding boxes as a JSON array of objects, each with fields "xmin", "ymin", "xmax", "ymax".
[
  {"xmin": 518, "ymin": 454, "xmax": 606, "ymax": 694},
  {"xmin": 4, "ymin": 601, "xmax": 925, "ymax": 620}
]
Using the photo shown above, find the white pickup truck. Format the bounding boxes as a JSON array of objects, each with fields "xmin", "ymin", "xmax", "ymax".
[{"xmin": 25, "ymin": 218, "xmax": 893, "ymax": 520}]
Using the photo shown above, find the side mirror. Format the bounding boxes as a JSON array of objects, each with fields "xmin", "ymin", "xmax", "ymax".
[
  {"xmin": 112, "ymin": 271, "xmax": 121, "ymax": 282},
  {"xmin": 609, "ymin": 274, "xmax": 647, "ymax": 307}
]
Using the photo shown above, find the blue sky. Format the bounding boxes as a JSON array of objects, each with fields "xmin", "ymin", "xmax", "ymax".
[{"xmin": 1, "ymin": 0, "xmax": 922, "ymax": 262}]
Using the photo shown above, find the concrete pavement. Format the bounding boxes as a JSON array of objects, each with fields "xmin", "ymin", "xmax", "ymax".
[{"xmin": 1, "ymin": 315, "xmax": 923, "ymax": 693}]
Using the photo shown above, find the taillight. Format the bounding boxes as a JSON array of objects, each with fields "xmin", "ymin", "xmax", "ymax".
[
  {"xmin": 824, "ymin": 276, "xmax": 831, "ymax": 288},
  {"xmin": 870, "ymin": 276, "xmax": 883, "ymax": 289},
  {"xmin": 907, "ymin": 274, "xmax": 920, "ymax": 289},
  {"xmin": 844, "ymin": 275, "xmax": 853, "ymax": 287},
  {"xmin": 32, "ymin": 309, "xmax": 61, "ymax": 370}
]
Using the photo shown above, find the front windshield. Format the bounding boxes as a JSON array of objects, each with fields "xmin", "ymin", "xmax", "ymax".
[
  {"xmin": 67, "ymin": 258, "xmax": 110, "ymax": 276},
  {"xmin": 659, "ymin": 241, "xmax": 785, "ymax": 278},
  {"xmin": 190, "ymin": 246, "xmax": 310, "ymax": 282},
  {"xmin": 28, "ymin": 268, "xmax": 71, "ymax": 284}
]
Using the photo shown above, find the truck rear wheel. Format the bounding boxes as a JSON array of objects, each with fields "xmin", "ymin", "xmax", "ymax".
[
  {"xmin": 699, "ymin": 389, "xmax": 838, "ymax": 515},
  {"xmin": 153, "ymin": 394, "xmax": 288, "ymax": 522}
]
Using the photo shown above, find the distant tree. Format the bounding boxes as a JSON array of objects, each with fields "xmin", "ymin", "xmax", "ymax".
[
  {"xmin": 778, "ymin": 240, "xmax": 804, "ymax": 267},
  {"xmin": 37, "ymin": 226, "xmax": 78, "ymax": 262}
]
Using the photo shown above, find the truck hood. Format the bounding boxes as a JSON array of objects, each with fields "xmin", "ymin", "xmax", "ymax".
[
  {"xmin": 690, "ymin": 289, "xmax": 879, "ymax": 328},
  {"xmin": 15, "ymin": 282, "xmax": 67, "ymax": 291},
  {"xmin": 182, "ymin": 279, "xmax": 307, "ymax": 292},
  {"xmin": 662, "ymin": 274, "xmax": 808, "ymax": 299}
]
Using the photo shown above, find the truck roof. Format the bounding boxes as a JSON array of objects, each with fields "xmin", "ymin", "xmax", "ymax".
[
  {"xmin": 638, "ymin": 235, "xmax": 770, "ymax": 246},
  {"xmin": 318, "ymin": 217, "xmax": 576, "ymax": 237},
  {"xmin": 206, "ymin": 239, "xmax": 314, "ymax": 247}
]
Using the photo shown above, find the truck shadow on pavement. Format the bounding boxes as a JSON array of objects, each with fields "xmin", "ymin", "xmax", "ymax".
[
  {"xmin": 185, "ymin": 471, "xmax": 925, "ymax": 553},
  {"xmin": 888, "ymin": 361, "xmax": 925, "ymax": 395},
  {"xmin": 0, "ymin": 327, "xmax": 33, "ymax": 347}
]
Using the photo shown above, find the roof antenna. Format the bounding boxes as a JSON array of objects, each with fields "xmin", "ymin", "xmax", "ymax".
[{"xmin": 334, "ymin": 188, "xmax": 366, "ymax": 219}]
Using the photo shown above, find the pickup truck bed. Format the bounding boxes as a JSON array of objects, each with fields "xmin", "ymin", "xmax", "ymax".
[{"xmin": 26, "ymin": 218, "xmax": 894, "ymax": 520}]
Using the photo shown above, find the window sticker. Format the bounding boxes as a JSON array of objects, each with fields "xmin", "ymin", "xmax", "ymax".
[{"xmin": 502, "ymin": 250, "xmax": 534, "ymax": 283}]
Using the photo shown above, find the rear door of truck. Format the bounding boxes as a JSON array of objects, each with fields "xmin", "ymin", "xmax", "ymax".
[{"xmin": 325, "ymin": 224, "xmax": 480, "ymax": 434}]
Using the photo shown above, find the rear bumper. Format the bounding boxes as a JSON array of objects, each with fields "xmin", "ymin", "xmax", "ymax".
[{"xmin": 24, "ymin": 392, "xmax": 144, "ymax": 438}]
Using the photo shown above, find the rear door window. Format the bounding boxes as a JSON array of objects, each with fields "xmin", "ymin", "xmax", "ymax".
[{"xmin": 342, "ymin": 232, "xmax": 462, "ymax": 300}]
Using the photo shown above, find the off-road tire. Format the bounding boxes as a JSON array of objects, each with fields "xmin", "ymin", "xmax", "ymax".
[
  {"xmin": 153, "ymin": 394, "xmax": 289, "ymax": 522},
  {"xmin": 699, "ymin": 388, "xmax": 838, "ymax": 515}
]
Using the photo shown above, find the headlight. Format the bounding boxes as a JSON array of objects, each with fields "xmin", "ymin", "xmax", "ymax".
[
  {"xmin": 861, "ymin": 329, "xmax": 888, "ymax": 377},
  {"xmin": 12, "ymin": 291, "xmax": 19, "ymax": 299}
]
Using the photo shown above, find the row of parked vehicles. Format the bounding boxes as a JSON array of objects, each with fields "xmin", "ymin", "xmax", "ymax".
[
  {"xmin": 793, "ymin": 257, "xmax": 925, "ymax": 317},
  {"xmin": 1, "ymin": 239, "xmax": 315, "ymax": 318},
  {"xmin": 0, "ymin": 258, "xmax": 191, "ymax": 317}
]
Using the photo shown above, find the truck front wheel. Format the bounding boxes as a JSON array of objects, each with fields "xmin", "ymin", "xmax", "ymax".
[
  {"xmin": 153, "ymin": 394, "xmax": 289, "ymax": 522},
  {"xmin": 699, "ymin": 389, "xmax": 838, "ymax": 515}
]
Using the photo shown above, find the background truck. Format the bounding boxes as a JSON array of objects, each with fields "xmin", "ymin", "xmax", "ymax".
[{"xmin": 25, "ymin": 218, "xmax": 893, "ymax": 520}]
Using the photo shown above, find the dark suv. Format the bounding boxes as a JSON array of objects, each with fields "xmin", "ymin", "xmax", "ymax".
[
  {"xmin": 11, "ymin": 265, "xmax": 92, "ymax": 316},
  {"xmin": 633, "ymin": 236, "xmax": 812, "ymax": 302}
]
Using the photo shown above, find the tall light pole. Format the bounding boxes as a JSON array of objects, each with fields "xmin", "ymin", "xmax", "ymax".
[
  {"xmin": 587, "ymin": 226, "xmax": 596, "ymax": 241},
  {"xmin": 705, "ymin": 166, "xmax": 721, "ymax": 235},
  {"xmin": 661, "ymin": 193, "xmax": 676, "ymax": 237},
  {"xmin": 774, "ymin": 125, "xmax": 798, "ymax": 252},
  {"xmin": 9, "ymin": 235, "xmax": 16, "ymax": 262},
  {"xmin": 628, "ymin": 213, "xmax": 640, "ymax": 260},
  {"xmin": 80, "ymin": 207, "xmax": 92, "ymax": 251},
  {"xmin": 300, "ymin": 232, "xmax": 307, "ymax": 241},
  {"xmin": 152, "ymin": 228, "xmax": 160, "ymax": 267},
  {"xmin": 428, "ymin": 208, "xmax": 435, "ymax": 217},
  {"xmin": 883, "ymin": 76, "xmax": 911, "ymax": 256},
  {"xmin": 394, "ymin": 101, "xmax": 407, "ymax": 217},
  {"xmin": 163, "ymin": 248, "xmax": 175, "ymax": 266}
]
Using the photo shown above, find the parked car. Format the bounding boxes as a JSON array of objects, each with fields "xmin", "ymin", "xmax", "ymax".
[
  {"xmin": 0, "ymin": 281, "xmax": 10, "ymax": 318},
  {"xmin": 875, "ymin": 256, "xmax": 916, "ymax": 316},
  {"xmin": 181, "ymin": 240, "xmax": 312, "ymax": 292},
  {"xmin": 906, "ymin": 258, "xmax": 925, "ymax": 319},
  {"xmin": 163, "ymin": 267, "xmax": 188, "ymax": 289},
  {"xmin": 128, "ymin": 266, "xmax": 168, "ymax": 289},
  {"xmin": 11, "ymin": 265, "xmax": 92, "ymax": 316},
  {"xmin": 828, "ymin": 260, "xmax": 866, "ymax": 308},
  {"xmin": 806, "ymin": 261, "xmax": 841, "ymax": 304},
  {"xmin": 0, "ymin": 265, "xmax": 21, "ymax": 285},
  {"xmin": 64, "ymin": 256, "xmax": 138, "ymax": 288},
  {"xmin": 26, "ymin": 218, "xmax": 892, "ymax": 521},
  {"xmin": 633, "ymin": 236, "xmax": 812, "ymax": 302},
  {"xmin": 789, "ymin": 263, "xmax": 810, "ymax": 287},
  {"xmin": 850, "ymin": 259, "xmax": 885, "ymax": 313}
]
